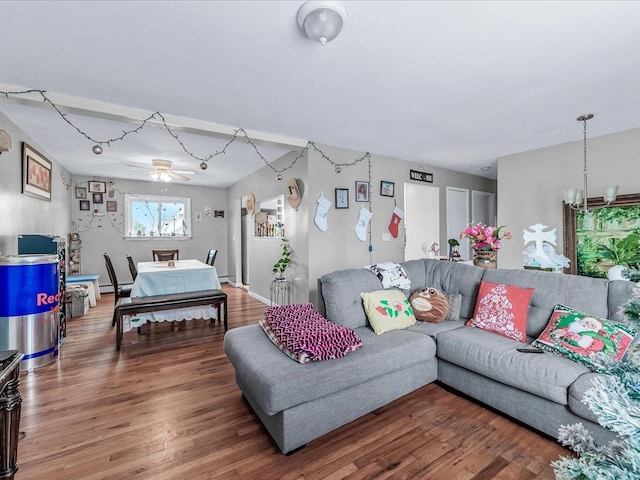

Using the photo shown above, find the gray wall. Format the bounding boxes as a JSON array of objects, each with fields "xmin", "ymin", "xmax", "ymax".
[
  {"xmin": 0, "ymin": 111, "xmax": 71, "ymax": 256},
  {"xmin": 497, "ymin": 126, "xmax": 640, "ymax": 269},
  {"xmin": 70, "ymin": 175, "xmax": 228, "ymax": 289}
]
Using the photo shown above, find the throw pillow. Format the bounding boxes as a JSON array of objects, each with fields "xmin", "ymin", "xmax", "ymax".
[
  {"xmin": 532, "ymin": 304, "xmax": 637, "ymax": 371},
  {"xmin": 361, "ymin": 289, "xmax": 416, "ymax": 334},
  {"xmin": 409, "ymin": 287, "xmax": 449, "ymax": 323},
  {"xmin": 444, "ymin": 293, "xmax": 463, "ymax": 321},
  {"xmin": 364, "ymin": 262, "xmax": 412, "ymax": 290},
  {"xmin": 466, "ymin": 281, "xmax": 534, "ymax": 341}
]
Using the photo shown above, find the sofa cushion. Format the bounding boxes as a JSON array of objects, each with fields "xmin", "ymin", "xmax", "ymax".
[
  {"xmin": 361, "ymin": 290, "xmax": 416, "ymax": 334},
  {"xmin": 400, "ymin": 259, "xmax": 485, "ymax": 321},
  {"xmin": 532, "ymin": 304, "xmax": 636, "ymax": 371},
  {"xmin": 409, "ymin": 287, "xmax": 448, "ymax": 323},
  {"xmin": 224, "ymin": 324, "xmax": 436, "ymax": 415},
  {"xmin": 364, "ymin": 262, "xmax": 412, "ymax": 290},
  {"xmin": 482, "ymin": 268, "xmax": 612, "ymax": 339},
  {"xmin": 445, "ymin": 293, "xmax": 463, "ymax": 321},
  {"xmin": 568, "ymin": 372, "xmax": 601, "ymax": 424},
  {"xmin": 436, "ymin": 326, "xmax": 590, "ymax": 404},
  {"xmin": 407, "ymin": 319, "xmax": 465, "ymax": 339},
  {"xmin": 320, "ymin": 268, "xmax": 384, "ymax": 329},
  {"xmin": 466, "ymin": 281, "xmax": 533, "ymax": 341}
]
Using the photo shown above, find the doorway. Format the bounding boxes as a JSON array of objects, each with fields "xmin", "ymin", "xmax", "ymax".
[
  {"xmin": 446, "ymin": 187, "xmax": 470, "ymax": 260},
  {"xmin": 404, "ymin": 183, "xmax": 440, "ymax": 261}
]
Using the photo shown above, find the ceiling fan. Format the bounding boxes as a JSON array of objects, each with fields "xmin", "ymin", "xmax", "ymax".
[{"xmin": 126, "ymin": 159, "xmax": 196, "ymax": 182}]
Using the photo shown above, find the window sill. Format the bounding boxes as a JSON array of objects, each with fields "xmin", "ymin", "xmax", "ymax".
[{"xmin": 124, "ymin": 235, "xmax": 192, "ymax": 241}]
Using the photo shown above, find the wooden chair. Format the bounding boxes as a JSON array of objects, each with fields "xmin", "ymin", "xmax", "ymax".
[
  {"xmin": 205, "ymin": 249, "xmax": 218, "ymax": 266},
  {"xmin": 103, "ymin": 253, "xmax": 133, "ymax": 326},
  {"xmin": 126, "ymin": 254, "xmax": 137, "ymax": 281},
  {"xmin": 152, "ymin": 249, "xmax": 179, "ymax": 261}
]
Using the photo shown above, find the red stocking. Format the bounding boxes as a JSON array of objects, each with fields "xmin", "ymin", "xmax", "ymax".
[{"xmin": 388, "ymin": 207, "xmax": 404, "ymax": 238}]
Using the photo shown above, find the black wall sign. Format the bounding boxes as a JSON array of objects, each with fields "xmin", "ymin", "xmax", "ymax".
[{"xmin": 409, "ymin": 169, "xmax": 433, "ymax": 183}]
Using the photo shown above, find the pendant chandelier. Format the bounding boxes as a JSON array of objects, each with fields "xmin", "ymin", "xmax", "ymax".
[{"xmin": 563, "ymin": 114, "xmax": 618, "ymax": 214}]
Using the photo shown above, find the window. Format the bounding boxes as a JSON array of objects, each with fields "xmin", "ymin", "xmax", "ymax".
[{"xmin": 124, "ymin": 194, "xmax": 192, "ymax": 239}]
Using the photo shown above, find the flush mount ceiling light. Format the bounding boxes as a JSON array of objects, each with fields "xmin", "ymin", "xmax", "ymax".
[{"xmin": 297, "ymin": 0, "xmax": 348, "ymax": 45}]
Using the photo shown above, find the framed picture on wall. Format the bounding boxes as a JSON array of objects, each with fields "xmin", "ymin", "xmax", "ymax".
[
  {"xmin": 75, "ymin": 186, "xmax": 87, "ymax": 199},
  {"xmin": 92, "ymin": 192, "xmax": 104, "ymax": 204},
  {"xmin": 88, "ymin": 181, "xmax": 106, "ymax": 193},
  {"xmin": 106, "ymin": 200, "xmax": 117, "ymax": 212},
  {"xmin": 22, "ymin": 142, "xmax": 52, "ymax": 201},
  {"xmin": 380, "ymin": 180, "xmax": 395, "ymax": 197},
  {"xmin": 79, "ymin": 200, "xmax": 90, "ymax": 211},
  {"xmin": 355, "ymin": 181, "xmax": 369, "ymax": 202},
  {"xmin": 335, "ymin": 188, "xmax": 349, "ymax": 209}
]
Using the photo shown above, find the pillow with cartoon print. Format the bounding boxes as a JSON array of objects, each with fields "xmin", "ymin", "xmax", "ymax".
[
  {"xmin": 361, "ymin": 290, "xmax": 416, "ymax": 335},
  {"xmin": 532, "ymin": 304, "xmax": 637, "ymax": 371}
]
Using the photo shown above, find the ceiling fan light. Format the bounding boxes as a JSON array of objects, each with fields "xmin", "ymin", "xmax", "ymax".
[
  {"xmin": 159, "ymin": 172, "xmax": 172, "ymax": 182},
  {"xmin": 297, "ymin": 1, "xmax": 348, "ymax": 44}
]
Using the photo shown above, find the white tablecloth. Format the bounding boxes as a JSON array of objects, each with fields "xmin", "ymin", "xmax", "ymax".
[{"xmin": 123, "ymin": 259, "xmax": 221, "ymax": 332}]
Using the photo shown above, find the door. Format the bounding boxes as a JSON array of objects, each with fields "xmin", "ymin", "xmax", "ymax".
[
  {"xmin": 471, "ymin": 190, "xmax": 495, "ymax": 226},
  {"xmin": 404, "ymin": 183, "xmax": 439, "ymax": 261},
  {"xmin": 446, "ymin": 187, "xmax": 470, "ymax": 259}
]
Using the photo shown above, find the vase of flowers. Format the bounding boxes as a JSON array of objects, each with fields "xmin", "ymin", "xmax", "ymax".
[{"xmin": 460, "ymin": 224, "xmax": 512, "ymax": 269}]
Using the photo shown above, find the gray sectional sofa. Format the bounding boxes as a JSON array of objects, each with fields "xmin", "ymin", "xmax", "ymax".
[{"xmin": 223, "ymin": 259, "xmax": 637, "ymax": 454}]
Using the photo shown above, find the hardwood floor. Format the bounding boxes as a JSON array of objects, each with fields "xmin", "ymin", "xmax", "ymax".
[{"xmin": 15, "ymin": 285, "xmax": 569, "ymax": 479}]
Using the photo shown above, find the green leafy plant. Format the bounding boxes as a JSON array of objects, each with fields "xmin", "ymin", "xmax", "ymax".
[
  {"xmin": 272, "ymin": 238, "xmax": 292, "ymax": 279},
  {"xmin": 596, "ymin": 233, "xmax": 640, "ymax": 269}
]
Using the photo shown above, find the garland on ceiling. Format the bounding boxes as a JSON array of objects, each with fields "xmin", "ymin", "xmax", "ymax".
[{"xmin": 0, "ymin": 88, "xmax": 370, "ymax": 177}]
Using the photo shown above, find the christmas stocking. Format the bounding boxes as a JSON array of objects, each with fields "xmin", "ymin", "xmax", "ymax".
[
  {"xmin": 314, "ymin": 192, "xmax": 331, "ymax": 232},
  {"xmin": 388, "ymin": 206, "xmax": 404, "ymax": 238},
  {"xmin": 354, "ymin": 206, "xmax": 373, "ymax": 242}
]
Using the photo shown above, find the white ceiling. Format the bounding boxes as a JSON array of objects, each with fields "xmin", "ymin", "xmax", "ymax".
[{"xmin": 2, "ymin": 1, "xmax": 640, "ymax": 187}]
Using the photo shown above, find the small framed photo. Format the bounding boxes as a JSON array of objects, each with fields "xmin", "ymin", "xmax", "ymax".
[
  {"xmin": 355, "ymin": 181, "xmax": 369, "ymax": 202},
  {"xmin": 88, "ymin": 180, "xmax": 106, "ymax": 193},
  {"xmin": 380, "ymin": 180, "xmax": 395, "ymax": 197},
  {"xmin": 79, "ymin": 200, "xmax": 90, "ymax": 211},
  {"xmin": 92, "ymin": 192, "xmax": 104, "ymax": 204},
  {"xmin": 75, "ymin": 186, "xmax": 87, "ymax": 199},
  {"xmin": 106, "ymin": 200, "xmax": 117, "ymax": 212},
  {"xmin": 335, "ymin": 188, "xmax": 349, "ymax": 209},
  {"xmin": 107, "ymin": 189, "xmax": 115, "ymax": 199}
]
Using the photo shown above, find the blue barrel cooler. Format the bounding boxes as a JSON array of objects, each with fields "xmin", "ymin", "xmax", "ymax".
[{"xmin": 0, "ymin": 254, "xmax": 60, "ymax": 371}]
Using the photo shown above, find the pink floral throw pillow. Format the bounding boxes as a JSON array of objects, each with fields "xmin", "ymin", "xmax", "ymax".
[{"xmin": 466, "ymin": 281, "xmax": 534, "ymax": 341}]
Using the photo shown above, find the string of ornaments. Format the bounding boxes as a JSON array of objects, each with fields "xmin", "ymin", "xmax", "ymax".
[{"xmin": 0, "ymin": 88, "xmax": 370, "ymax": 179}]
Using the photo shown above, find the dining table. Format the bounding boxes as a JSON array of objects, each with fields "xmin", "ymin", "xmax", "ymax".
[{"xmin": 122, "ymin": 259, "xmax": 222, "ymax": 333}]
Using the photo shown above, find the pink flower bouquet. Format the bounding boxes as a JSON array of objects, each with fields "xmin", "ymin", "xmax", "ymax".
[{"xmin": 460, "ymin": 224, "xmax": 512, "ymax": 251}]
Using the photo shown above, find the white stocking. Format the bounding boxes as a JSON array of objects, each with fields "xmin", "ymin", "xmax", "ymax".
[
  {"xmin": 354, "ymin": 206, "xmax": 372, "ymax": 242},
  {"xmin": 314, "ymin": 192, "xmax": 331, "ymax": 232}
]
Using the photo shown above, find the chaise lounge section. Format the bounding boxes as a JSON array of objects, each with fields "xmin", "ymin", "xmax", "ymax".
[{"xmin": 224, "ymin": 259, "xmax": 637, "ymax": 453}]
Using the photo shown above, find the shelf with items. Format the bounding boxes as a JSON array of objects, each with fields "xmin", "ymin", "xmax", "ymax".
[{"xmin": 68, "ymin": 232, "xmax": 81, "ymax": 276}]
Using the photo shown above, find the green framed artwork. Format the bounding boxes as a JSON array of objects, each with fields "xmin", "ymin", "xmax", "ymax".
[{"xmin": 563, "ymin": 193, "xmax": 640, "ymax": 278}]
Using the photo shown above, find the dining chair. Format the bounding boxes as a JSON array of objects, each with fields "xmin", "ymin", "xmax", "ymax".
[
  {"xmin": 152, "ymin": 249, "xmax": 179, "ymax": 261},
  {"xmin": 104, "ymin": 253, "xmax": 133, "ymax": 326},
  {"xmin": 126, "ymin": 254, "xmax": 137, "ymax": 281},
  {"xmin": 205, "ymin": 248, "xmax": 218, "ymax": 266}
]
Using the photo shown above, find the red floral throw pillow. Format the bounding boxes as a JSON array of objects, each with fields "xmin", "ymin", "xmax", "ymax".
[{"xmin": 466, "ymin": 281, "xmax": 534, "ymax": 341}]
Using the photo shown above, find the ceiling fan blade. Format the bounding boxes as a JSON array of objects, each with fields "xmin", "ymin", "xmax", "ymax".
[
  {"xmin": 173, "ymin": 169, "xmax": 197, "ymax": 175},
  {"xmin": 172, "ymin": 172, "xmax": 191, "ymax": 181},
  {"xmin": 126, "ymin": 163, "xmax": 151, "ymax": 170},
  {"xmin": 127, "ymin": 171, "xmax": 153, "ymax": 176}
]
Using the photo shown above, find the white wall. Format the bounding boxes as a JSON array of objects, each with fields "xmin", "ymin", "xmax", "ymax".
[
  {"xmin": 71, "ymin": 175, "xmax": 228, "ymax": 289},
  {"xmin": 497, "ymin": 126, "xmax": 640, "ymax": 269},
  {"xmin": 0, "ymin": 111, "xmax": 71, "ymax": 256}
]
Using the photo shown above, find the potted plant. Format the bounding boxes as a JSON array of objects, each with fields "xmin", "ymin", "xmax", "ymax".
[
  {"xmin": 447, "ymin": 238, "xmax": 460, "ymax": 259},
  {"xmin": 597, "ymin": 233, "xmax": 640, "ymax": 280},
  {"xmin": 272, "ymin": 238, "xmax": 292, "ymax": 280}
]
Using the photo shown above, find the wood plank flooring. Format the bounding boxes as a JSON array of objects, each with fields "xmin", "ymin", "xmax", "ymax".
[{"xmin": 14, "ymin": 285, "xmax": 570, "ymax": 479}]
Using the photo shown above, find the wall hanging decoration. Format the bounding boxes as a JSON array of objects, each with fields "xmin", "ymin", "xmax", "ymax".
[
  {"xmin": 106, "ymin": 201, "xmax": 117, "ymax": 212},
  {"xmin": 380, "ymin": 180, "xmax": 395, "ymax": 197},
  {"xmin": 354, "ymin": 206, "xmax": 373, "ymax": 242},
  {"xmin": 92, "ymin": 193, "xmax": 103, "ymax": 204},
  {"xmin": 314, "ymin": 192, "xmax": 331, "ymax": 232},
  {"xmin": 335, "ymin": 188, "xmax": 349, "ymax": 209},
  {"xmin": 22, "ymin": 142, "xmax": 52, "ymax": 201},
  {"xmin": 355, "ymin": 181, "xmax": 369, "ymax": 202},
  {"xmin": 88, "ymin": 180, "xmax": 106, "ymax": 193},
  {"xmin": 286, "ymin": 178, "xmax": 302, "ymax": 209},
  {"xmin": 75, "ymin": 187, "xmax": 87, "ymax": 199},
  {"xmin": 0, "ymin": 129, "xmax": 12, "ymax": 154},
  {"xmin": 245, "ymin": 193, "xmax": 255, "ymax": 215},
  {"xmin": 79, "ymin": 200, "xmax": 90, "ymax": 211}
]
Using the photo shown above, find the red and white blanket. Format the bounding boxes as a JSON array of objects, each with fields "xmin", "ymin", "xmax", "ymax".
[{"xmin": 259, "ymin": 303, "xmax": 362, "ymax": 363}]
